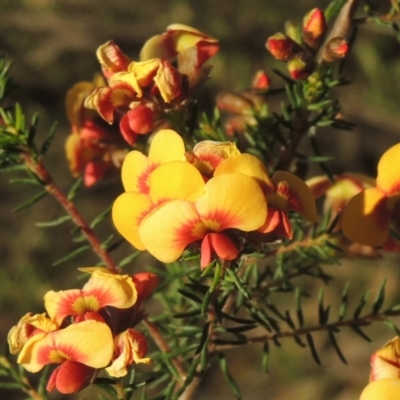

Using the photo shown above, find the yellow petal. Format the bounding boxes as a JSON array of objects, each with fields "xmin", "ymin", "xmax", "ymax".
[
  {"xmin": 140, "ymin": 34, "xmax": 175, "ymax": 61},
  {"xmin": 121, "ymin": 150, "xmax": 150, "ymax": 193},
  {"xmin": 370, "ymin": 337, "xmax": 400, "ymax": 381},
  {"xmin": 148, "ymin": 129, "xmax": 185, "ymax": 164},
  {"xmin": 341, "ymin": 188, "xmax": 391, "ymax": 247},
  {"xmin": 139, "ymin": 200, "xmax": 207, "ymax": 263},
  {"xmin": 112, "ymin": 192, "xmax": 152, "ymax": 250},
  {"xmin": 272, "ymin": 171, "xmax": 318, "ymax": 223},
  {"xmin": 360, "ymin": 379, "xmax": 400, "ymax": 400},
  {"xmin": 18, "ymin": 321, "xmax": 113, "ymax": 372},
  {"xmin": 306, "ymin": 175, "xmax": 333, "ymax": 199},
  {"xmin": 129, "ymin": 59, "xmax": 161, "ymax": 87},
  {"xmin": 65, "ymin": 81, "xmax": 96, "ymax": 127},
  {"xmin": 214, "ymin": 153, "xmax": 274, "ymax": 191},
  {"xmin": 377, "ymin": 143, "xmax": 400, "ymax": 194},
  {"xmin": 154, "ymin": 59, "xmax": 182, "ymax": 103},
  {"xmin": 149, "ymin": 161, "xmax": 205, "ymax": 205},
  {"xmin": 196, "ymin": 173, "xmax": 267, "ymax": 231}
]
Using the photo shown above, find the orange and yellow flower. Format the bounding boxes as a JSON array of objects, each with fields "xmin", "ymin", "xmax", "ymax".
[
  {"xmin": 342, "ymin": 143, "xmax": 400, "ymax": 247},
  {"xmin": 360, "ymin": 337, "xmax": 400, "ymax": 400}
]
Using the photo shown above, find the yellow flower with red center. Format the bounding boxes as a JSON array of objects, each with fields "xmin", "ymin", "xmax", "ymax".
[
  {"xmin": 360, "ymin": 337, "xmax": 400, "ymax": 400},
  {"xmin": 342, "ymin": 143, "xmax": 400, "ymax": 247},
  {"xmin": 44, "ymin": 270, "xmax": 137, "ymax": 325}
]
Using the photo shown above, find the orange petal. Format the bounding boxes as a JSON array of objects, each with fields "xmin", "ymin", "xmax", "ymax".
[
  {"xmin": 139, "ymin": 200, "xmax": 207, "ymax": 263},
  {"xmin": 132, "ymin": 272, "xmax": 159, "ymax": 300},
  {"xmin": 376, "ymin": 143, "xmax": 400, "ymax": 195},
  {"xmin": 272, "ymin": 170, "xmax": 318, "ymax": 223},
  {"xmin": 195, "ymin": 173, "xmax": 267, "ymax": 232},
  {"xmin": 149, "ymin": 161, "xmax": 205, "ymax": 205},
  {"xmin": 200, "ymin": 233, "xmax": 238, "ymax": 268},
  {"xmin": 341, "ymin": 188, "xmax": 391, "ymax": 247},
  {"xmin": 214, "ymin": 153, "xmax": 274, "ymax": 191},
  {"xmin": 360, "ymin": 379, "xmax": 400, "ymax": 400},
  {"xmin": 112, "ymin": 192, "xmax": 152, "ymax": 250},
  {"xmin": 18, "ymin": 321, "xmax": 113, "ymax": 372}
]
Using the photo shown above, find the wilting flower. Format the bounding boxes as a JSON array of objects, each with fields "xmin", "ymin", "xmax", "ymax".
[
  {"xmin": 140, "ymin": 24, "xmax": 219, "ymax": 87},
  {"xmin": 342, "ymin": 143, "xmax": 400, "ymax": 247},
  {"xmin": 65, "ymin": 75, "xmax": 127, "ymax": 186},
  {"xmin": 360, "ymin": 337, "xmax": 400, "ymax": 400}
]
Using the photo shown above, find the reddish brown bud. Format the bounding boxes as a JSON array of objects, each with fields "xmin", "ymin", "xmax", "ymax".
[
  {"xmin": 266, "ymin": 33, "xmax": 301, "ymax": 61},
  {"xmin": 287, "ymin": 52, "xmax": 314, "ymax": 80},
  {"xmin": 216, "ymin": 92, "xmax": 254, "ymax": 115},
  {"xmin": 321, "ymin": 37, "xmax": 349, "ymax": 63},
  {"xmin": 303, "ymin": 8, "xmax": 327, "ymax": 49},
  {"xmin": 252, "ymin": 70, "xmax": 271, "ymax": 90}
]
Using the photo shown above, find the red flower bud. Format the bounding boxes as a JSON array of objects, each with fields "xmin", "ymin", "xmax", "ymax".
[
  {"xmin": 119, "ymin": 105, "xmax": 154, "ymax": 146},
  {"xmin": 321, "ymin": 37, "xmax": 349, "ymax": 63},
  {"xmin": 303, "ymin": 8, "xmax": 326, "ymax": 49},
  {"xmin": 287, "ymin": 52, "xmax": 314, "ymax": 80},
  {"xmin": 266, "ymin": 33, "xmax": 301, "ymax": 61},
  {"xmin": 252, "ymin": 70, "xmax": 271, "ymax": 90}
]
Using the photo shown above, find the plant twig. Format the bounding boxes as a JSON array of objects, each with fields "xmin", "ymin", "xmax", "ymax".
[{"xmin": 22, "ymin": 153, "xmax": 119, "ymax": 272}]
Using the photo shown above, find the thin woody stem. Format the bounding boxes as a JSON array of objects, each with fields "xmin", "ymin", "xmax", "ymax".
[
  {"xmin": 143, "ymin": 317, "xmax": 187, "ymax": 381},
  {"xmin": 212, "ymin": 309, "xmax": 400, "ymax": 352},
  {"xmin": 22, "ymin": 152, "xmax": 119, "ymax": 272}
]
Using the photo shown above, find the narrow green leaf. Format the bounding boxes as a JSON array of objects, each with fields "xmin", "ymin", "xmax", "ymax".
[
  {"xmin": 295, "ymin": 288, "xmax": 304, "ymax": 328},
  {"xmin": 0, "ymin": 382, "xmax": 24, "ymax": 389},
  {"xmin": 52, "ymin": 245, "xmax": 90, "ymax": 266},
  {"xmin": 201, "ymin": 290, "xmax": 212, "ymax": 314},
  {"xmin": 353, "ymin": 290, "xmax": 371, "ymax": 318},
  {"xmin": 90, "ymin": 205, "xmax": 112, "ymax": 229},
  {"xmin": 372, "ymin": 278, "xmax": 387, "ymax": 314},
  {"xmin": 210, "ymin": 260, "xmax": 222, "ymax": 292},
  {"xmin": 40, "ymin": 121, "xmax": 57, "ymax": 156},
  {"xmin": 384, "ymin": 320, "xmax": 400, "ymax": 336},
  {"xmin": 306, "ymin": 333, "xmax": 321, "ymax": 365},
  {"xmin": 293, "ymin": 335, "xmax": 306, "ymax": 348},
  {"xmin": 338, "ymin": 283, "xmax": 349, "ymax": 321},
  {"xmin": 67, "ymin": 176, "xmax": 82, "ymax": 200},
  {"xmin": 226, "ymin": 268, "xmax": 251, "ymax": 299},
  {"xmin": 262, "ymin": 341, "xmax": 269, "ymax": 374},
  {"xmin": 195, "ymin": 323, "xmax": 210, "ymax": 355},
  {"xmin": 349, "ymin": 324, "xmax": 371, "ymax": 342},
  {"xmin": 328, "ymin": 331, "xmax": 347, "ymax": 364},
  {"xmin": 13, "ymin": 190, "xmax": 47, "ymax": 212},
  {"xmin": 178, "ymin": 289, "xmax": 202, "ymax": 305},
  {"xmin": 218, "ymin": 353, "xmax": 242, "ymax": 399},
  {"xmin": 9, "ymin": 178, "xmax": 40, "ymax": 185},
  {"xmin": 307, "ymin": 100, "xmax": 332, "ymax": 111},
  {"xmin": 173, "ymin": 309, "xmax": 201, "ymax": 319},
  {"xmin": 36, "ymin": 215, "xmax": 71, "ymax": 228},
  {"xmin": 225, "ymin": 324, "xmax": 258, "ymax": 333},
  {"xmin": 219, "ymin": 311, "xmax": 256, "ymax": 325},
  {"xmin": 118, "ymin": 251, "xmax": 140, "ymax": 268}
]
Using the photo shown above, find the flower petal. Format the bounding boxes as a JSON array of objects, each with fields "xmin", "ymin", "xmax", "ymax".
[
  {"xmin": 139, "ymin": 200, "xmax": 207, "ymax": 263},
  {"xmin": 96, "ymin": 40, "xmax": 131, "ymax": 78},
  {"xmin": 196, "ymin": 173, "xmax": 267, "ymax": 231},
  {"xmin": 360, "ymin": 379, "xmax": 400, "ymax": 400},
  {"xmin": 18, "ymin": 321, "xmax": 113, "ymax": 372},
  {"xmin": 272, "ymin": 170, "xmax": 318, "ymax": 223},
  {"xmin": 376, "ymin": 143, "xmax": 400, "ymax": 194},
  {"xmin": 149, "ymin": 161, "xmax": 205, "ymax": 205},
  {"xmin": 200, "ymin": 233, "xmax": 239, "ymax": 268},
  {"xmin": 121, "ymin": 151, "xmax": 151, "ymax": 193},
  {"xmin": 148, "ymin": 129, "xmax": 185, "ymax": 164},
  {"xmin": 214, "ymin": 153, "xmax": 274, "ymax": 191},
  {"xmin": 341, "ymin": 188, "xmax": 391, "ymax": 247},
  {"xmin": 153, "ymin": 59, "xmax": 182, "ymax": 102},
  {"xmin": 112, "ymin": 191, "xmax": 152, "ymax": 250}
]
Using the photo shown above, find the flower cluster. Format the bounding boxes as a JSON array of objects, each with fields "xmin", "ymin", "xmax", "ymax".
[
  {"xmin": 65, "ymin": 75, "xmax": 128, "ymax": 186},
  {"xmin": 360, "ymin": 337, "xmax": 400, "ymax": 399},
  {"xmin": 84, "ymin": 24, "xmax": 219, "ymax": 146},
  {"xmin": 266, "ymin": 8, "xmax": 349, "ymax": 80},
  {"xmin": 7, "ymin": 269, "xmax": 158, "ymax": 394},
  {"xmin": 112, "ymin": 129, "xmax": 317, "ymax": 268}
]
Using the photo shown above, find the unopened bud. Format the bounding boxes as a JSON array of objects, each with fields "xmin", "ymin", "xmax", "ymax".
[
  {"xmin": 266, "ymin": 32, "xmax": 301, "ymax": 61},
  {"xmin": 287, "ymin": 52, "xmax": 314, "ymax": 80},
  {"xmin": 252, "ymin": 70, "xmax": 271, "ymax": 91},
  {"xmin": 321, "ymin": 37, "xmax": 349, "ymax": 63},
  {"xmin": 216, "ymin": 92, "xmax": 254, "ymax": 115},
  {"xmin": 303, "ymin": 8, "xmax": 326, "ymax": 49}
]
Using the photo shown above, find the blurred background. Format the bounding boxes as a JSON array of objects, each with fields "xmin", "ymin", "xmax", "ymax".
[{"xmin": 1, "ymin": 0, "xmax": 400, "ymax": 399}]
